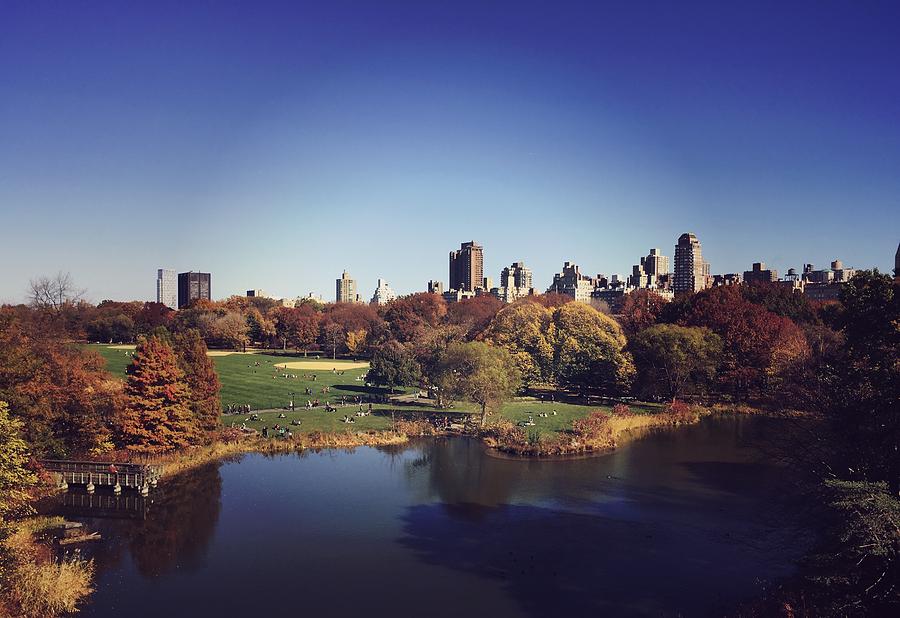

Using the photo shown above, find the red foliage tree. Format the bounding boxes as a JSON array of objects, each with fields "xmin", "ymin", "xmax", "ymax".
[
  {"xmin": 382, "ymin": 293, "xmax": 448, "ymax": 343},
  {"xmin": 446, "ymin": 295, "xmax": 503, "ymax": 339},
  {"xmin": 173, "ymin": 329, "xmax": 221, "ymax": 434},
  {"xmin": 118, "ymin": 336, "xmax": 199, "ymax": 453},
  {"xmin": 679, "ymin": 286, "xmax": 809, "ymax": 396},
  {"xmin": 272, "ymin": 305, "xmax": 321, "ymax": 350},
  {"xmin": 0, "ymin": 314, "xmax": 122, "ymax": 457},
  {"xmin": 617, "ymin": 289, "xmax": 668, "ymax": 335}
]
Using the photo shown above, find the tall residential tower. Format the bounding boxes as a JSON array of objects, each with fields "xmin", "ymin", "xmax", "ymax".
[
  {"xmin": 673, "ymin": 233, "xmax": 709, "ymax": 296},
  {"xmin": 449, "ymin": 241, "xmax": 484, "ymax": 292},
  {"xmin": 156, "ymin": 268, "xmax": 177, "ymax": 309},
  {"xmin": 336, "ymin": 270, "xmax": 360, "ymax": 303}
]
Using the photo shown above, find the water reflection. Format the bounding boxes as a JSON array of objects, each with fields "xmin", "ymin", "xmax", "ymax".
[
  {"xmin": 61, "ymin": 416, "xmax": 815, "ymax": 618},
  {"xmin": 56, "ymin": 462, "xmax": 223, "ymax": 578}
]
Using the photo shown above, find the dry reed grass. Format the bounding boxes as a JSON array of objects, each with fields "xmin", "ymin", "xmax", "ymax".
[{"xmin": 1, "ymin": 517, "xmax": 94, "ymax": 618}]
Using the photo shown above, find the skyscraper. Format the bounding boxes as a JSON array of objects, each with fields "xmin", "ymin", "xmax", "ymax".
[
  {"xmin": 336, "ymin": 270, "xmax": 360, "ymax": 303},
  {"xmin": 673, "ymin": 233, "xmax": 708, "ymax": 296},
  {"xmin": 156, "ymin": 268, "xmax": 177, "ymax": 309},
  {"xmin": 449, "ymin": 241, "xmax": 484, "ymax": 292},
  {"xmin": 177, "ymin": 271, "xmax": 211, "ymax": 308}
]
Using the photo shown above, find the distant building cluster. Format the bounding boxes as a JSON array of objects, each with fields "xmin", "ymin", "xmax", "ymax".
[{"xmin": 157, "ymin": 238, "xmax": 898, "ymax": 312}]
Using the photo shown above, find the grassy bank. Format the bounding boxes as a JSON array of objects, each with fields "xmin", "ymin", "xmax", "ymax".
[{"xmin": 482, "ymin": 401, "xmax": 709, "ymax": 457}]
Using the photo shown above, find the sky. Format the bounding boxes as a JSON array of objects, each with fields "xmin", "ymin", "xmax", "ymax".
[{"xmin": 1, "ymin": 1, "xmax": 899, "ymax": 304}]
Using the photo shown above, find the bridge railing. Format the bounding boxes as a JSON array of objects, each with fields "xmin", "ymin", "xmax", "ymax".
[{"xmin": 38, "ymin": 459, "xmax": 160, "ymax": 494}]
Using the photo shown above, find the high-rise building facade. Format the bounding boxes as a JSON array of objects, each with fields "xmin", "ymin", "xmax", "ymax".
[
  {"xmin": 546, "ymin": 261, "xmax": 594, "ymax": 303},
  {"xmin": 336, "ymin": 270, "xmax": 360, "ymax": 303},
  {"xmin": 494, "ymin": 261, "xmax": 535, "ymax": 303},
  {"xmin": 628, "ymin": 248, "xmax": 670, "ymax": 289},
  {"xmin": 673, "ymin": 233, "xmax": 708, "ymax": 296},
  {"xmin": 449, "ymin": 241, "xmax": 484, "ymax": 292},
  {"xmin": 177, "ymin": 271, "xmax": 211, "ymax": 308},
  {"xmin": 156, "ymin": 268, "xmax": 177, "ymax": 309},
  {"xmin": 370, "ymin": 278, "xmax": 397, "ymax": 305},
  {"xmin": 427, "ymin": 280, "xmax": 444, "ymax": 295}
]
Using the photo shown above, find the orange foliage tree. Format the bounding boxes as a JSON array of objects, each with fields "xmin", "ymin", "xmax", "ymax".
[
  {"xmin": 173, "ymin": 329, "xmax": 221, "ymax": 434},
  {"xmin": 118, "ymin": 336, "xmax": 199, "ymax": 453}
]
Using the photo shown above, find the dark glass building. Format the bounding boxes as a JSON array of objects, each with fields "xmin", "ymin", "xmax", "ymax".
[{"xmin": 178, "ymin": 271, "xmax": 211, "ymax": 308}]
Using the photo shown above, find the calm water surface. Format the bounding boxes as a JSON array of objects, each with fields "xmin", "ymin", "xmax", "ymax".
[{"xmin": 59, "ymin": 415, "xmax": 814, "ymax": 617}]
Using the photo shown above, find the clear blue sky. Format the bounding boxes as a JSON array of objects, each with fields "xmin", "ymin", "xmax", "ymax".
[{"xmin": 2, "ymin": 1, "xmax": 898, "ymax": 303}]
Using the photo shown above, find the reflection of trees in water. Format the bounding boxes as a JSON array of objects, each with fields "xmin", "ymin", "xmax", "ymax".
[
  {"xmin": 129, "ymin": 463, "xmax": 222, "ymax": 577},
  {"xmin": 401, "ymin": 438, "xmax": 524, "ymax": 519}
]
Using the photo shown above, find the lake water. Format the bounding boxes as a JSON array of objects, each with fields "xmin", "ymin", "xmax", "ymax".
[{"xmin": 58, "ymin": 415, "xmax": 815, "ymax": 617}]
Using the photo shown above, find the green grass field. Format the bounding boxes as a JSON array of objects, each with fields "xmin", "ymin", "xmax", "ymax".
[{"xmin": 86, "ymin": 344, "xmax": 661, "ymax": 435}]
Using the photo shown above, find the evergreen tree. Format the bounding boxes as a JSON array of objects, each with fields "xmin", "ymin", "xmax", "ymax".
[
  {"xmin": 173, "ymin": 329, "xmax": 221, "ymax": 433},
  {"xmin": 119, "ymin": 336, "xmax": 198, "ymax": 453}
]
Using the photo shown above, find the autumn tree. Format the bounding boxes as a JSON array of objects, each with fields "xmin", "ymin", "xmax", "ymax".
[
  {"xmin": 246, "ymin": 307, "xmax": 276, "ymax": 347},
  {"xmin": 530, "ymin": 293, "xmax": 573, "ymax": 309},
  {"xmin": 482, "ymin": 301, "xmax": 554, "ymax": 387},
  {"xmin": 0, "ymin": 318, "xmax": 122, "ymax": 457},
  {"xmin": 172, "ymin": 329, "xmax": 221, "ymax": 434},
  {"xmin": 550, "ymin": 302, "xmax": 635, "ymax": 395},
  {"xmin": 445, "ymin": 295, "xmax": 503, "ymax": 339},
  {"xmin": 210, "ymin": 312, "xmax": 250, "ymax": 351},
  {"xmin": 0, "ymin": 401, "xmax": 37, "ymax": 519},
  {"xmin": 432, "ymin": 342, "xmax": 520, "ymax": 427},
  {"xmin": 369, "ymin": 340, "xmax": 420, "ymax": 393},
  {"xmin": 322, "ymin": 322, "xmax": 345, "ymax": 359},
  {"xmin": 629, "ymin": 324, "xmax": 722, "ymax": 401},
  {"xmin": 345, "ymin": 329, "xmax": 368, "ymax": 356},
  {"xmin": 134, "ymin": 302, "xmax": 175, "ymax": 336},
  {"xmin": 618, "ymin": 289, "xmax": 668, "ymax": 335},
  {"xmin": 273, "ymin": 305, "xmax": 320, "ymax": 351},
  {"xmin": 382, "ymin": 293, "xmax": 447, "ymax": 343},
  {"xmin": 118, "ymin": 336, "xmax": 199, "ymax": 453},
  {"xmin": 409, "ymin": 324, "xmax": 468, "ymax": 406},
  {"xmin": 677, "ymin": 285, "xmax": 809, "ymax": 396}
]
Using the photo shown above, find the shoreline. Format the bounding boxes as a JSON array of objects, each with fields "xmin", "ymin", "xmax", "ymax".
[{"xmin": 142, "ymin": 403, "xmax": 820, "ymax": 477}]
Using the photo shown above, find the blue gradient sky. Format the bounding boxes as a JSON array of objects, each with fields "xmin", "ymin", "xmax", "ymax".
[{"xmin": 2, "ymin": 1, "xmax": 898, "ymax": 303}]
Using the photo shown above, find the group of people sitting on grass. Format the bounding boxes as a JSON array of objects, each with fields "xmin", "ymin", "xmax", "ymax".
[
  {"xmin": 226, "ymin": 404, "xmax": 253, "ymax": 414},
  {"xmin": 261, "ymin": 425, "xmax": 293, "ymax": 439},
  {"xmin": 518, "ymin": 410, "xmax": 558, "ymax": 427}
]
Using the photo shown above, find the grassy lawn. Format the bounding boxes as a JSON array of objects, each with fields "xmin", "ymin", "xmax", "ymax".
[{"xmin": 86, "ymin": 344, "xmax": 662, "ymax": 436}]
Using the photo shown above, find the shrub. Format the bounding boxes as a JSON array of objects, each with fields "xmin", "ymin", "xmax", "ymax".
[
  {"xmin": 611, "ymin": 403, "xmax": 632, "ymax": 417},
  {"xmin": 572, "ymin": 410, "xmax": 611, "ymax": 439},
  {"xmin": 664, "ymin": 400, "xmax": 695, "ymax": 421}
]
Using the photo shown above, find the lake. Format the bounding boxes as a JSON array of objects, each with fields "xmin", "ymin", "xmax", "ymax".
[{"xmin": 57, "ymin": 415, "xmax": 815, "ymax": 617}]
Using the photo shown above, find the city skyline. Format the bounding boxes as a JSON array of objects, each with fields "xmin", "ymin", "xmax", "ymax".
[{"xmin": 2, "ymin": 2, "xmax": 899, "ymax": 303}]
